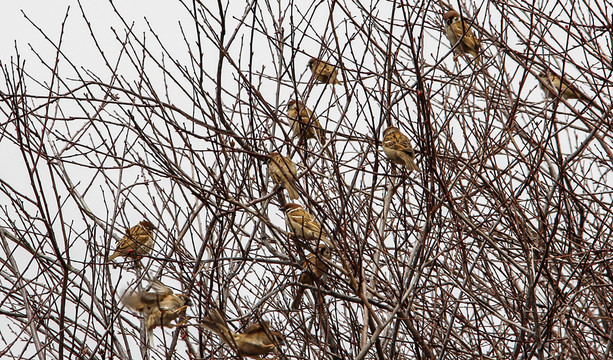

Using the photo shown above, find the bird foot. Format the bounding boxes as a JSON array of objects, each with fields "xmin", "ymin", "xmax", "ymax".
[{"xmin": 173, "ymin": 305, "xmax": 190, "ymax": 314}]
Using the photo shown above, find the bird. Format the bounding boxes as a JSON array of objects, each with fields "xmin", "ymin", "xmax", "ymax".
[
  {"xmin": 291, "ymin": 244, "xmax": 331, "ymax": 309},
  {"xmin": 201, "ymin": 309, "xmax": 285, "ymax": 359},
  {"xmin": 267, "ymin": 153, "xmax": 300, "ymax": 200},
  {"xmin": 538, "ymin": 71, "xmax": 586, "ymax": 100},
  {"xmin": 382, "ymin": 126, "xmax": 420, "ymax": 172},
  {"xmin": 307, "ymin": 57, "xmax": 341, "ymax": 85},
  {"xmin": 443, "ymin": 10, "xmax": 480, "ymax": 65},
  {"xmin": 122, "ymin": 281, "xmax": 191, "ymax": 340},
  {"xmin": 279, "ymin": 203, "xmax": 331, "ymax": 246},
  {"xmin": 286, "ymin": 100, "xmax": 327, "ymax": 145},
  {"xmin": 108, "ymin": 220, "xmax": 156, "ymax": 262}
]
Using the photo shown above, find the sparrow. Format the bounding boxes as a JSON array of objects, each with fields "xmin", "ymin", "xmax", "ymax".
[
  {"xmin": 108, "ymin": 220, "xmax": 155, "ymax": 262},
  {"xmin": 307, "ymin": 57, "xmax": 341, "ymax": 85},
  {"xmin": 122, "ymin": 281, "xmax": 191, "ymax": 340},
  {"xmin": 201, "ymin": 309, "xmax": 285, "ymax": 358},
  {"xmin": 291, "ymin": 244, "xmax": 331, "ymax": 309},
  {"xmin": 443, "ymin": 10, "xmax": 480, "ymax": 65},
  {"xmin": 286, "ymin": 100, "xmax": 327, "ymax": 145},
  {"xmin": 382, "ymin": 126, "xmax": 420, "ymax": 172},
  {"xmin": 538, "ymin": 71, "xmax": 586, "ymax": 100},
  {"xmin": 279, "ymin": 203, "xmax": 330, "ymax": 245},
  {"xmin": 267, "ymin": 153, "xmax": 300, "ymax": 200}
]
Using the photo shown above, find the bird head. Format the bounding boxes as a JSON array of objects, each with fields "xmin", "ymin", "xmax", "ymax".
[
  {"xmin": 182, "ymin": 296, "xmax": 193, "ymax": 307},
  {"xmin": 139, "ymin": 220, "xmax": 156, "ymax": 230},
  {"xmin": 267, "ymin": 152, "xmax": 281, "ymax": 165},
  {"xmin": 538, "ymin": 71, "xmax": 548, "ymax": 80},
  {"xmin": 279, "ymin": 202, "xmax": 302, "ymax": 213},
  {"xmin": 318, "ymin": 243, "xmax": 331, "ymax": 258},
  {"xmin": 443, "ymin": 10, "xmax": 460, "ymax": 24},
  {"xmin": 287, "ymin": 99, "xmax": 306, "ymax": 110},
  {"xmin": 383, "ymin": 126, "xmax": 399, "ymax": 137},
  {"xmin": 307, "ymin": 57, "xmax": 316, "ymax": 69}
]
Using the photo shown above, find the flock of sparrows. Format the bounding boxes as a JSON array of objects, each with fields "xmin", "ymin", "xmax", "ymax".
[
  {"xmin": 105, "ymin": 8, "xmax": 589, "ymax": 357},
  {"xmin": 107, "ymin": 219, "xmax": 286, "ymax": 357}
]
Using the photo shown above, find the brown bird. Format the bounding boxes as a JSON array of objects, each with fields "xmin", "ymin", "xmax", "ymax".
[
  {"xmin": 280, "ymin": 203, "xmax": 331, "ymax": 246},
  {"xmin": 286, "ymin": 100, "xmax": 327, "ymax": 145},
  {"xmin": 291, "ymin": 244, "xmax": 331, "ymax": 309},
  {"xmin": 267, "ymin": 153, "xmax": 300, "ymax": 200},
  {"xmin": 108, "ymin": 220, "xmax": 155, "ymax": 262},
  {"xmin": 201, "ymin": 309, "xmax": 284, "ymax": 359},
  {"xmin": 122, "ymin": 281, "xmax": 191, "ymax": 340},
  {"xmin": 443, "ymin": 10, "xmax": 480, "ymax": 65},
  {"xmin": 308, "ymin": 57, "xmax": 341, "ymax": 85},
  {"xmin": 382, "ymin": 126, "xmax": 419, "ymax": 172},
  {"xmin": 538, "ymin": 71, "xmax": 586, "ymax": 100}
]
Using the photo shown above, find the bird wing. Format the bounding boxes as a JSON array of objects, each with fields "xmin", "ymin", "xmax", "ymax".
[
  {"xmin": 274, "ymin": 156, "xmax": 298, "ymax": 179},
  {"xmin": 114, "ymin": 234, "xmax": 137, "ymax": 252},
  {"xmin": 243, "ymin": 322, "xmax": 269, "ymax": 335},
  {"xmin": 301, "ymin": 216, "xmax": 323, "ymax": 234},
  {"xmin": 159, "ymin": 295, "xmax": 186, "ymax": 311},
  {"xmin": 115, "ymin": 224, "xmax": 152, "ymax": 252},
  {"xmin": 315, "ymin": 62, "xmax": 334, "ymax": 78},
  {"xmin": 450, "ymin": 20, "xmax": 479, "ymax": 51},
  {"xmin": 122, "ymin": 292, "xmax": 147, "ymax": 312},
  {"xmin": 202, "ymin": 309, "xmax": 240, "ymax": 349},
  {"xmin": 150, "ymin": 281, "xmax": 173, "ymax": 296},
  {"xmin": 384, "ymin": 132, "xmax": 414, "ymax": 155},
  {"xmin": 558, "ymin": 76, "xmax": 586, "ymax": 99}
]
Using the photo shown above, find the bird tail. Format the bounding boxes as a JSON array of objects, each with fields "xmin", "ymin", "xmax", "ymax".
[
  {"xmin": 108, "ymin": 251, "xmax": 120, "ymax": 262},
  {"xmin": 406, "ymin": 157, "xmax": 421, "ymax": 173},
  {"xmin": 291, "ymin": 288, "xmax": 305, "ymax": 310},
  {"xmin": 285, "ymin": 182, "xmax": 300, "ymax": 200},
  {"xmin": 147, "ymin": 327, "xmax": 154, "ymax": 346},
  {"xmin": 570, "ymin": 87, "xmax": 587, "ymax": 100},
  {"xmin": 121, "ymin": 292, "xmax": 144, "ymax": 312},
  {"xmin": 201, "ymin": 309, "xmax": 235, "ymax": 344},
  {"xmin": 472, "ymin": 52, "xmax": 480, "ymax": 66}
]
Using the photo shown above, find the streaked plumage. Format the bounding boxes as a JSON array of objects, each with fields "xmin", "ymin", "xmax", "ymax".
[
  {"xmin": 291, "ymin": 244, "xmax": 331, "ymax": 309},
  {"xmin": 443, "ymin": 10, "xmax": 480, "ymax": 65},
  {"xmin": 268, "ymin": 153, "xmax": 300, "ymax": 200},
  {"xmin": 122, "ymin": 281, "xmax": 191, "ymax": 339},
  {"xmin": 538, "ymin": 71, "xmax": 586, "ymax": 100},
  {"xmin": 382, "ymin": 126, "xmax": 419, "ymax": 172},
  {"xmin": 286, "ymin": 100, "xmax": 327, "ymax": 145},
  {"xmin": 308, "ymin": 57, "xmax": 341, "ymax": 85},
  {"xmin": 108, "ymin": 220, "xmax": 155, "ymax": 261},
  {"xmin": 280, "ymin": 203, "xmax": 331, "ymax": 245},
  {"xmin": 201, "ymin": 309, "xmax": 284, "ymax": 358}
]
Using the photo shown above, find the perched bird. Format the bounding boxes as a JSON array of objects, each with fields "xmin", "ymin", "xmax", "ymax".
[
  {"xmin": 308, "ymin": 57, "xmax": 341, "ymax": 85},
  {"xmin": 286, "ymin": 100, "xmax": 327, "ymax": 145},
  {"xmin": 108, "ymin": 220, "xmax": 156, "ymax": 262},
  {"xmin": 201, "ymin": 309, "xmax": 284, "ymax": 358},
  {"xmin": 280, "ymin": 203, "xmax": 330, "ymax": 246},
  {"xmin": 122, "ymin": 281, "xmax": 191, "ymax": 340},
  {"xmin": 382, "ymin": 126, "xmax": 420, "ymax": 172},
  {"xmin": 538, "ymin": 71, "xmax": 586, "ymax": 100},
  {"xmin": 443, "ymin": 10, "xmax": 480, "ymax": 65},
  {"xmin": 291, "ymin": 244, "xmax": 331, "ymax": 309},
  {"xmin": 267, "ymin": 153, "xmax": 300, "ymax": 200}
]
